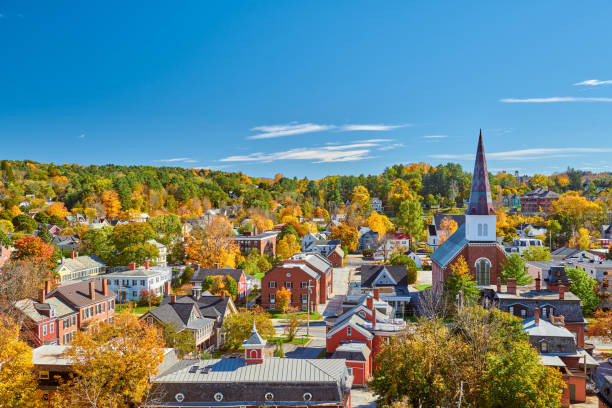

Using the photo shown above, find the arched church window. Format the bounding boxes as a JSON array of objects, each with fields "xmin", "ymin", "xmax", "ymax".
[{"xmin": 475, "ymin": 258, "xmax": 491, "ymax": 286}]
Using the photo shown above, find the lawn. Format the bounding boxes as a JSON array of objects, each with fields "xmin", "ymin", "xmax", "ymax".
[
  {"xmin": 413, "ymin": 283, "xmax": 432, "ymax": 291},
  {"xmin": 267, "ymin": 310, "xmax": 323, "ymax": 320},
  {"xmin": 115, "ymin": 303, "xmax": 156, "ymax": 315},
  {"xmin": 267, "ymin": 336, "xmax": 311, "ymax": 345}
]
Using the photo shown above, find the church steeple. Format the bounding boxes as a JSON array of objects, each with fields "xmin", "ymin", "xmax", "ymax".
[{"xmin": 467, "ymin": 130, "xmax": 495, "ymax": 216}]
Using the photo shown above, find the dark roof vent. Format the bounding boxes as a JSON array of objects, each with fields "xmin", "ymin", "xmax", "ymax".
[{"xmin": 189, "ymin": 365, "xmax": 198, "ymax": 374}]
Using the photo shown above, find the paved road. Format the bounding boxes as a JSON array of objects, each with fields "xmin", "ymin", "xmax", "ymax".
[{"xmin": 351, "ymin": 389, "xmax": 377, "ymax": 408}]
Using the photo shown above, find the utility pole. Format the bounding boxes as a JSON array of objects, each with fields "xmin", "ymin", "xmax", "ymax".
[{"xmin": 306, "ymin": 280, "xmax": 313, "ymax": 336}]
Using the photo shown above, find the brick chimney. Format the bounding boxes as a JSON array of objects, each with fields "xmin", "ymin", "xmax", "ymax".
[
  {"xmin": 372, "ymin": 307, "xmax": 377, "ymax": 331},
  {"xmin": 507, "ymin": 278, "xmax": 517, "ymax": 295},
  {"xmin": 89, "ymin": 281, "xmax": 96, "ymax": 300},
  {"xmin": 129, "ymin": 262, "xmax": 136, "ymax": 270},
  {"xmin": 144, "ymin": 260, "xmax": 150, "ymax": 270},
  {"xmin": 45, "ymin": 279, "xmax": 52, "ymax": 295},
  {"xmin": 373, "ymin": 288, "xmax": 380, "ymax": 301},
  {"xmin": 38, "ymin": 288, "xmax": 46, "ymax": 304},
  {"xmin": 559, "ymin": 286, "xmax": 565, "ymax": 300},
  {"xmin": 164, "ymin": 281, "xmax": 172, "ymax": 296},
  {"xmin": 221, "ymin": 291, "xmax": 226, "ymax": 300},
  {"xmin": 170, "ymin": 294, "xmax": 176, "ymax": 304},
  {"xmin": 496, "ymin": 277, "xmax": 501, "ymax": 293},
  {"xmin": 534, "ymin": 307, "xmax": 539, "ymax": 325},
  {"xmin": 366, "ymin": 296, "xmax": 374, "ymax": 311},
  {"xmin": 535, "ymin": 272, "xmax": 541, "ymax": 292},
  {"xmin": 103, "ymin": 279, "xmax": 108, "ymax": 296},
  {"xmin": 71, "ymin": 250, "xmax": 76, "ymax": 259}
]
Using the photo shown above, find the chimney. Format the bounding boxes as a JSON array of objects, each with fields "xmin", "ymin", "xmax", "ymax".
[
  {"xmin": 170, "ymin": 294, "xmax": 176, "ymax": 304},
  {"xmin": 89, "ymin": 281, "xmax": 96, "ymax": 300},
  {"xmin": 214, "ymin": 263, "xmax": 219, "ymax": 269},
  {"xmin": 44, "ymin": 279, "xmax": 52, "ymax": 295},
  {"xmin": 496, "ymin": 277, "xmax": 501, "ymax": 293},
  {"xmin": 38, "ymin": 288, "xmax": 46, "ymax": 304},
  {"xmin": 367, "ymin": 296, "xmax": 374, "ymax": 311},
  {"xmin": 507, "ymin": 278, "xmax": 517, "ymax": 295},
  {"xmin": 129, "ymin": 262, "xmax": 136, "ymax": 271},
  {"xmin": 373, "ymin": 288, "xmax": 379, "ymax": 301},
  {"xmin": 221, "ymin": 291, "xmax": 226, "ymax": 300},
  {"xmin": 192, "ymin": 286, "xmax": 201, "ymax": 300},
  {"xmin": 164, "ymin": 281, "xmax": 172, "ymax": 296},
  {"xmin": 559, "ymin": 286, "xmax": 565, "ymax": 300},
  {"xmin": 534, "ymin": 307, "xmax": 539, "ymax": 325},
  {"xmin": 144, "ymin": 260, "xmax": 150, "ymax": 270},
  {"xmin": 103, "ymin": 279, "xmax": 108, "ymax": 296},
  {"xmin": 71, "ymin": 250, "xmax": 76, "ymax": 259},
  {"xmin": 535, "ymin": 272, "xmax": 541, "ymax": 292}
]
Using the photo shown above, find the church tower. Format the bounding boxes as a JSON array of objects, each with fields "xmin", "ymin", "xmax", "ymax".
[{"xmin": 465, "ymin": 130, "xmax": 497, "ymax": 242}]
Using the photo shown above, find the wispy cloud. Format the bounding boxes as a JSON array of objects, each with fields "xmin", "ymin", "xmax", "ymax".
[
  {"xmin": 432, "ymin": 147, "xmax": 612, "ymax": 161},
  {"xmin": 247, "ymin": 122, "xmax": 408, "ymax": 139},
  {"xmin": 377, "ymin": 143, "xmax": 404, "ymax": 151},
  {"xmin": 219, "ymin": 139, "xmax": 401, "ymax": 163},
  {"xmin": 573, "ymin": 79, "xmax": 612, "ymax": 86},
  {"xmin": 422, "ymin": 135, "xmax": 448, "ymax": 139},
  {"xmin": 500, "ymin": 97, "xmax": 612, "ymax": 103},
  {"xmin": 157, "ymin": 158, "xmax": 197, "ymax": 163},
  {"xmin": 194, "ymin": 165, "xmax": 233, "ymax": 171},
  {"xmin": 340, "ymin": 124, "xmax": 410, "ymax": 131},
  {"xmin": 79, "ymin": 134, "xmax": 85, "ymax": 139},
  {"xmin": 248, "ymin": 123, "xmax": 334, "ymax": 140}
]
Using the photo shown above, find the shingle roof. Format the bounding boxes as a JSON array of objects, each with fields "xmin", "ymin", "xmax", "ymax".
[
  {"xmin": 15, "ymin": 297, "xmax": 76, "ymax": 322},
  {"xmin": 430, "ymin": 223, "xmax": 468, "ymax": 268},
  {"xmin": 331, "ymin": 342, "xmax": 371, "ymax": 361},
  {"xmin": 495, "ymin": 289, "xmax": 585, "ymax": 324},
  {"xmin": 289, "ymin": 253, "xmax": 332, "ymax": 275},
  {"xmin": 58, "ymin": 255, "xmax": 105, "ymax": 272},
  {"xmin": 522, "ymin": 187, "xmax": 560, "ymax": 199},
  {"xmin": 522, "ymin": 317, "xmax": 575, "ymax": 338},
  {"xmin": 159, "ymin": 294, "xmax": 232, "ymax": 322},
  {"xmin": 146, "ymin": 302, "xmax": 214, "ymax": 332},
  {"xmin": 277, "ymin": 263, "xmax": 320, "ymax": 279},
  {"xmin": 191, "ymin": 267, "xmax": 244, "ymax": 283},
  {"xmin": 49, "ymin": 279, "xmax": 116, "ymax": 308},
  {"xmin": 105, "ymin": 266, "xmax": 170, "ymax": 278},
  {"xmin": 360, "ymin": 265, "xmax": 408, "ymax": 288}
]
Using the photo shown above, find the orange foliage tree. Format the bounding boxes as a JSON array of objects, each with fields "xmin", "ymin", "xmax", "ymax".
[
  {"xmin": 276, "ymin": 286, "xmax": 292, "ymax": 313},
  {"xmin": 12, "ymin": 236, "xmax": 55, "ymax": 268},
  {"xmin": 101, "ymin": 190, "xmax": 122, "ymax": 219},
  {"xmin": 439, "ymin": 217, "xmax": 458, "ymax": 244},
  {"xmin": 47, "ymin": 202, "xmax": 70, "ymax": 218},
  {"xmin": 185, "ymin": 216, "xmax": 240, "ymax": 268}
]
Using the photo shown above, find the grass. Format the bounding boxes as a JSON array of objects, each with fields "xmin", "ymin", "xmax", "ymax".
[
  {"xmin": 413, "ymin": 283, "xmax": 432, "ymax": 291},
  {"xmin": 267, "ymin": 336, "xmax": 311, "ymax": 345},
  {"xmin": 254, "ymin": 272, "xmax": 265, "ymax": 280},
  {"xmin": 266, "ymin": 310, "xmax": 323, "ymax": 320},
  {"xmin": 115, "ymin": 303, "xmax": 156, "ymax": 315}
]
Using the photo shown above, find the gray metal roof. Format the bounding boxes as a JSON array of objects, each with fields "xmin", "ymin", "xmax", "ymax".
[
  {"xmin": 331, "ymin": 342, "xmax": 370, "ymax": 362},
  {"xmin": 243, "ymin": 324, "xmax": 266, "ymax": 346},
  {"xmin": 430, "ymin": 223, "xmax": 467, "ymax": 268},
  {"xmin": 58, "ymin": 255, "xmax": 105, "ymax": 272},
  {"xmin": 15, "ymin": 297, "xmax": 76, "ymax": 322},
  {"xmin": 522, "ymin": 317, "xmax": 574, "ymax": 338},
  {"xmin": 105, "ymin": 266, "xmax": 170, "ymax": 278}
]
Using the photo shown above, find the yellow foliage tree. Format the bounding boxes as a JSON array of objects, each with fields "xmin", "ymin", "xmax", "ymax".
[
  {"xmin": 253, "ymin": 215, "xmax": 274, "ymax": 232},
  {"xmin": 52, "ymin": 313, "xmax": 165, "ymax": 408},
  {"xmin": 185, "ymin": 216, "xmax": 241, "ymax": 268},
  {"xmin": 0, "ymin": 317, "xmax": 38, "ymax": 408},
  {"xmin": 8, "ymin": 205, "xmax": 21, "ymax": 217},
  {"xmin": 388, "ymin": 179, "xmax": 415, "ymax": 210},
  {"xmin": 551, "ymin": 192, "xmax": 604, "ymax": 233},
  {"xmin": 100, "ymin": 190, "xmax": 121, "ymax": 219},
  {"xmin": 366, "ymin": 211, "xmax": 394, "ymax": 239},
  {"xmin": 439, "ymin": 217, "xmax": 458, "ymax": 244},
  {"xmin": 351, "ymin": 185, "xmax": 371, "ymax": 209},
  {"xmin": 47, "ymin": 202, "xmax": 70, "ymax": 218},
  {"xmin": 277, "ymin": 234, "xmax": 301, "ymax": 259},
  {"xmin": 276, "ymin": 286, "xmax": 292, "ymax": 313},
  {"xmin": 569, "ymin": 227, "xmax": 591, "ymax": 250}
]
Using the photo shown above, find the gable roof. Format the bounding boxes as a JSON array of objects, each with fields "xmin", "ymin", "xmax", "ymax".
[
  {"xmin": 331, "ymin": 342, "xmax": 371, "ymax": 361},
  {"xmin": 49, "ymin": 279, "xmax": 115, "ymax": 308},
  {"xmin": 145, "ymin": 302, "xmax": 213, "ymax": 332},
  {"xmin": 360, "ymin": 265, "xmax": 408, "ymax": 288},
  {"xmin": 15, "ymin": 297, "xmax": 76, "ymax": 322},
  {"xmin": 522, "ymin": 317, "xmax": 575, "ymax": 338},
  {"xmin": 430, "ymin": 223, "xmax": 468, "ymax": 268},
  {"xmin": 522, "ymin": 187, "xmax": 560, "ymax": 199},
  {"xmin": 289, "ymin": 253, "xmax": 332, "ymax": 275},
  {"xmin": 58, "ymin": 255, "xmax": 105, "ymax": 273},
  {"xmin": 159, "ymin": 294, "xmax": 234, "ymax": 323},
  {"xmin": 191, "ymin": 267, "xmax": 244, "ymax": 283}
]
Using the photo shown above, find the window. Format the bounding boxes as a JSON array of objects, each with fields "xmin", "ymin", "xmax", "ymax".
[
  {"xmin": 521, "ymin": 309, "xmax": 526, "ymax": 317},
  {"xmin": 285, "ymin": 282, "xmax": 293, "ymax": 289},
  {"xmin": 269, "ymin": 293, "xmax": 276, "ymax": 303},
  {"xmin": 132, "ymin": 280, "xmax": 137, "ymax": 286},
  {"xmin": 50, "ymin": 322, "xmax": 54, "ymax": 334},
  {"xmin": 71, "ymin": 315, "xmax": 76, "ymax": 325},
  {"xmin": 302, "ymin": 294, "xmax": 308, "ymax": 304},
  {"xmin": 540, "ymin": 341, "xmax": 548, "ymax": 353},
  {"xmin": 347, "ymin": 367, "xmax": 353, "ymax": 375},
  {"xmin": 477, "ymin": 224, "xmax": 483, "ymax": 236},
  {"xmin": 509, "ymin": 306, "xmax": 514, "ymax": 315},
  {"xmin": 114, "ymin": 280, "xmax": 119, "ymax": 285},
  {"xmin": 133, "ymin": 291, "xmax": 137, "ymax": 297},
  {"xmin": 347, "ymin": 327, "xmax": 352, "ymax": 336},
  {"xmin": 542, "ymin": 307, "xmax": 547, "ymax": 318},
  {"xmin": 39, "ymin": 371, "xmax": 50, "ymax": 380},
  {"xmin": 268, "ymin": 281, "xmax": 276, "ymax": 288},
  {"xmin": 483, "ymin": 223, "xmax": 488, "ymax": 236},
  {"xmin": 301, "ymin": 282, "xmax": 309, "ymax": 289},
  {"xmin": 140, "ymin": 280, "xmax": 145, "ymax": 285},
  {"xmin": 475, "ymin": 258, "xmax": 491, "ymax": 285},
  {"xmin": 89, "ymin": 306, "xmax": 94, "ymax": 316},
  {"xmin": 42, "ymin": 325, "xmax": 47, "ymax": 336}
]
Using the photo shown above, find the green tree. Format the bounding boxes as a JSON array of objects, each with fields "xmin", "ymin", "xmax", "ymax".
[
  {"xmin": 502, "ymin": 253, "xmax": 532, "ymax": 286},
  {"xmin": 11, "ymin": 214, "xmax": 37, "ymax": 233},
  {"xmin": 0, "ymin": 230, "xmax": 11, "ymax": 247},
  {"xmin": 224, "ymin": 275, "xmax": 238, "ymax": 300},
  {"xmin": 278, "ymin": 225, "xmax": 299, "ymax": 241},
  {"xmin": 81, "ymin": 227, "xmax": 114, "ymax": 264},
  {"xmin": 147, "ymin": 214, "xmax": 182, "ymax": 246},
  {"xmin": 523, "ymin": 246, "xmax": 551, "ymax": 261},
  {"xmin": 565, "ymin": 266, "xmax": 600, "ymax": 315},
  {"xmin": 161, "ymin": 322, "xmax": 196, "ymax": 358},
  {"xmin": 38, "ymin": 227, "xmax": 52, "ymax": 244},
  {"xmin": 181, "ymin": 266, "xmax": 194, "ymax": 285},
  {"xmin": 201, "ymin": 276, "xmax": 215, "ymax": 292},
  {"xmin": 387, "ymin": 253, "xmax": 417, "ymax": 285},
  {"xmin": 222, "ymin": 310, "xmax": 275, "ymax": 350},
  {"xmin": 396, "ymin": 200, "xmax": 424, "ymax": 244}
]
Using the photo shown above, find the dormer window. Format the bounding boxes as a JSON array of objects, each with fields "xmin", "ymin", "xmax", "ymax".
[
  {"xmin": 540, "ymin": 341, "xmax": 548, "ymax": 353},
  {"xmin": 347, "ymin": 327, "xmax": 352, "ymax": 336}
]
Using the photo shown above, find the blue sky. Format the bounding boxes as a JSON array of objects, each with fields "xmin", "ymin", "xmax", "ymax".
[{"xmin": 2, "ymin": 1, "xmax": 612, "ymax": 179}]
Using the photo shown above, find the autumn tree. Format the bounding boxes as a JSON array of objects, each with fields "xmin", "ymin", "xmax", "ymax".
[
  {"xmin": 277, "ymin": 234, "xmax": 301, "ymax": 259},
  {"xmin": 161, "ymin": 322, "xmax": 196, "ymax": 358},
  {"xmin": 523, "ymin": 245, "xmax": 551, "ymax": 261},
  {"xmin": 351, "ymin": 185, "xmax": 371, "ymax": 214},
  {"xmin": 110, "ymin": 222, "xmax": 159, "ymax": 266},
  {"xmin": 0, "ymin": 260, "xmax": 46, "ymax": 326},
  {"xmin": 569, "ymin": 227, "xmax": 590, "ymax": 250},
  {"xmin": 147, "ymin": 213, "xmax": 182, "ymax": 246},
  {"xmin": 52, "ymin": 313, "xmax": 165, "ymax": 408},
  {"xmin": 396, "ymin": 200, "xmax": 424, "ymax": 245},
  {"xmin": 285, "ymin": 308, "xmax": 304, "ymax": 341},
  {"xmin": 366, "ymin": 211, "xmax": 394, "ymax": 239},
  {"xmin": 565, "ymin": 266, "xmax": 600, "ymax": 315},
  {"xmin": 11, "ymin": 235, "xmax": 55, "ymax": 268},
  {"xmin": 47, "ymin": 202, "xmax": 70, "ymax": 218},
  {"xmin": 438, "ymin": 216, "xmax": 458, "ymax": 244},
  {"xmin": 185, "ymin": 216, "xmax": 240, "ymax": 268},
  {"xmin": 502, "ymin": 253, "xmax": 532, "ymax": 285},
  {"xmin": 276, "ymin": 286, "xmax": 291, "ymax": 314},
  {"xmin": 444, "ymin": 256, "xmax": 480, "ymax": 306},
  {"xmin": 0, "ymin": 316, "xmax": 39, "ymax": 408},
  {"xmin": 588, "ymin": 309, "xmax": 612, "ymax": 340},
  {"xmin": 329, "ymin": 224, "xmax": 359, "ymax": 253},
  {"xmin": 222, "ymin": 309, "xmax": 275, "ymax": 349},
  {"xmin": 100, "ymin": 190, "xmax": 122, "ymax": 219}
]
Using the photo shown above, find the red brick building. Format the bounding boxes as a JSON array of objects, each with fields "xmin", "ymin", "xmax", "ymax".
[
  {"xmin": 432, "ymin": 131, "xmax": 507, "ymax": 286},
  {"xmin": 261, "ymin": 253, "xmax": 333, "ymax": 310},
  {"xmin": 232, "ymin": 231, "xmax": 278, "ymax": 257},
  {"xmin": 326, "ymin": 246, "xmax": 344, "ymax": 268},
  {"xmin": 520, "ymin": 187, "xmax": 560, "ymax": 215}
]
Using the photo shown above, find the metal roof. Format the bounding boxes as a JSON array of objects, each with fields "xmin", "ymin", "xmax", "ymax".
[
  {"xmin": 522, "ymin": 317, "xmax": 574, "ymax": 338},
  {"xmin": 430, "ymin": 223, "xmax": 467, "ymax": 268}
]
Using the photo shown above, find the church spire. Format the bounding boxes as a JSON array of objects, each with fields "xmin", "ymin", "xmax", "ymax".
[{"xmin": 467, "ymin": 130, "xmax": 495, "ymax": 215}]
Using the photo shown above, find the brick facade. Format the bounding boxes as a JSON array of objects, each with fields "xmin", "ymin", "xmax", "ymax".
[{"xmin": 261, "ymin": 265, "xmax": 321, "ymax": 310}]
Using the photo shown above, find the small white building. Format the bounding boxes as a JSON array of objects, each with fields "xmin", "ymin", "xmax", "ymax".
[
  {"xmin": 371, "ymin": 197, "xmax": 383, "ymax": 213},
  {"xmin": 105, "ymin": 263, "xmax": 172, "ymax": 303},
  {"xmin": 147, "ymin": 239, "xmax": 168, "ymax": 266}
]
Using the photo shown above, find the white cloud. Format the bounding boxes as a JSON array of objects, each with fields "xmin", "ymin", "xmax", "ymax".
[
  {"xmin": 193, "ymin": 165, "xmax": 233, "ymax": 171},
  {"xmin": 500, "ymin": 97, "xmax": 612, "ymax": 103},
  {"xmin": 157, "ymin": 158, "xmax": 197, "ymax": 163},
  {"xmin": 79, "ymin": 134, "xmax": 85, "ymax": 139},
  {"xmin": 573, "ymin": 79, "xmax": 612, "ymax": 86},
  {"xmin": 247, "ymin": 122, "xmax": 408, "ymax": 139},
  {"xmin": 422, "ymin": 135, "xmax": 448, "ymax": 139},
  {"xmin": 248, "ymin": 123, "xmax": 334, "ymax": 140},
  {"xmin": 432, "ymin": 147, "xmax": 612, "ymax": 161},
  {"xmin": 340, "ymin": 124, "xmax": 410, "ymax": 131},
  {"xmin": 377, "ymin": 143, "xmax": 404, "ymax": 151}
]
